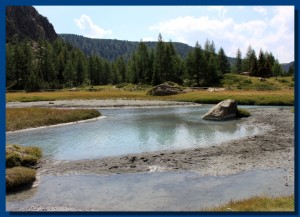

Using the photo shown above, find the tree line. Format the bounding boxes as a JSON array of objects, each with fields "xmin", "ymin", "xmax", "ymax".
[{"xmin": 6, "ymin": 33, "xmax": 292, "ymax": 91}]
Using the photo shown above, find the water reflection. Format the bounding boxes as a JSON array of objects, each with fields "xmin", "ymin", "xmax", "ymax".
[{"xmin": 6, "ymin": 106, "xmax": 260, "ymax": 160}]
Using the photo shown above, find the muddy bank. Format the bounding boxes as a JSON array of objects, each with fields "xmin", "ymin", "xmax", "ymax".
[
  {"xmin": 6, "ymin": 99, "xmax": 198, "ymax": 109},
  {"xmin": 38, "ymin": 108, "xmax": 294, "ymax": 184}
]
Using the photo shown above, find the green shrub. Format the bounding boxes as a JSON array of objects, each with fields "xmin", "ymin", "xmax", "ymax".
[
  {"xmin": 278, "ymin": 78, "xmax": 289, "ymax": 83},
  {"xmin": 243, "ymin": 79, "xmax": 252, "ymax": 84},
  {"xmin": 236, "ymin": 108, "xmax": 251, "ymax": 118},
  {"xmin": 21, "ymin": 155, "xmax": 39, "ymax": 166},
  {"xmin": 6, "ymin": 152, "xmax": 22, "ymax": 168},
  {"xmin": 255, "ymin": 83, "xmax": 279, "ymax": 91},
  {"xmin": 24, "ymin": 146, "xmax": 42, "ymax": 158},
  {"xmin": 6, "ymin": 167, "xmax": 36, "ymax": 192},
  {"xmin": 115, "ymin": 83, "xmax": 129, "ymax": 88},
  {"xmin": 6, "ymin": 144, "xmax": 42, "ymax": 168}
]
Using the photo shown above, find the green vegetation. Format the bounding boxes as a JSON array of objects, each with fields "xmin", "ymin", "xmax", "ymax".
[
  {"xmin": 7, "ymin": 32, "xmax": 288, "ymax": 92},
  {"xmin": 6, "ymin": 144, "xmax": 42, "ymax": 168},
  {"xmin": 6, "ymin": 107, "xmax": 101, "ymax": 131},
  {"xmin": 221, "ymin": 73, "xmax": 294, "ymax": 90},
  {"xmin": 6, "ymin": 144, "xmax": 42, "ymax": 192},
  {"xmin": 205, "ymin": 195, "xmax": 294, "ymax": 212},
  {"xmin": 236, "ymin": 108, "xmax": 251, "ymax": 118},
  {"xmin": 60, "ymin": 34, "xmax": 192, "ymax": 62}
]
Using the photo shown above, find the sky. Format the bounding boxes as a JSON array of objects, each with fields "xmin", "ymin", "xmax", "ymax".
[{"xmin": 34, "ymin": 6, "xmax": 294, "ymax": 63}]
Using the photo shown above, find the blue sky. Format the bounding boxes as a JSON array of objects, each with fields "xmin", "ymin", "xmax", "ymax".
[{"xmin": 34, "ymin": 6, "xmax": 294, "ymax": 63}]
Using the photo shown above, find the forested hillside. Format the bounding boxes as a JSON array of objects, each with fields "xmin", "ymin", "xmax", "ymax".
[
  {"xmin": 6, "ymin": 6, "xmax": 294, "ymax": 92},
  {"xmin": 59, "ymin": 34, "xmax": 193, "ymax": 61}
]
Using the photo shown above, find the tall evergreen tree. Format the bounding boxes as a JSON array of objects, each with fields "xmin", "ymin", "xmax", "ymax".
[
  {"xmin": 145, "ymin": 49, "xmax": 154, "ymax": 84},
  {"xmin": 116, "ymin": 57, "xmax": 127, "ymax": 83},
  {"xmin": 63, "ymin": 60, "xmax": 76, "ymax": 87},
  {"xmin": 153, "ymin": 33, "xmax": 165, "ymax": 84},
  {"xmin": 6, "ymin": 44, "xmax": 15, "ymax": 86},
  {"xmin": 185, "ymin": 50, "xmax": 194, "ymax": 86},
  {"xmin": 272, "ymin": 60, "xmax": 283, "ymax": 80},
  {"xmin": 76, "ymin": 53, "xmax": 87, "ymax": 86},
  {"xmin": 217, "ymin": 47, "xmax": 230, "ymax": 74},
  {"xmin": 235, "ymin": 48, "xmax": 242, "ymax": 73},
  {"xmin": 258, "ymin": 49, "xmax": 267, "ymax": 77},
  {"xmin": 243, "ymin": 45, "xmax": 253, "ymax": 72},
  {"xmin": 136, "ymin": 40, "xmax": 149, "ymax": 83},
  {"xmin": 207, "ymin": 55, "xmax": 218, "ymax": 85},
  {"xmin": 194, "ymin": 42, "xmax": 204, "ymax": 86}
]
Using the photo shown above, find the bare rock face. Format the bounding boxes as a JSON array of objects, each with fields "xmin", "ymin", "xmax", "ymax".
[{"xmin": 202, "ymin": 99, "xmax": 237, "ymax": 121}]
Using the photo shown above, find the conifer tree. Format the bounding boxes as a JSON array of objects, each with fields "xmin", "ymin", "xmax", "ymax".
[
  {"xmin": 217, "ymin": 47, "xmax": 230, "ymax": 74},
  {"xmin": 235, "ymin": 48, "xmax": 242, "ymax": 74},
  {"xmin": 63, "ymin": 60, "xmax": 76, "ymax": 87}
]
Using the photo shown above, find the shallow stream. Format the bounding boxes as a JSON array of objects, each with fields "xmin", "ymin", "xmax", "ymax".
[
  {"xmin": 6, "ymin": 105, "xmax": 293, "ymax": 211},
  {"xmin": 6, "ymin": 169, "xmax": 293, "ymax": 211},
  {"xmin": 6, "ymin": 105, "xmax": 262, "ymax": 160}
]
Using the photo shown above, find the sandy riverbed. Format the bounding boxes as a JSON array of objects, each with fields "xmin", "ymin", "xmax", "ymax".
[{"xmin": 6, "ymin": 99, "xmax": 198, "ymax": 109}]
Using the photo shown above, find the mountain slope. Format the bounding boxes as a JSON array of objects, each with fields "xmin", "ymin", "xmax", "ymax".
[
  {"xmin": 59, "ymin": 34, "xmax": 193, "ymax": 61},
  {"xmin": 6, "ymin": 6, "xmax": 57, "ymax": 42}
]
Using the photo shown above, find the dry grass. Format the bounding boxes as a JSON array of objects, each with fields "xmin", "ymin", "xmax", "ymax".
[
  {"xmin": 6, "ymin": 89, "xmax": 151, "ymax": 102},
  {"xmin": 206, "ymin": 195, "xmax": 294, "ymax": 212},
  {"xmin": 6, "ymin": 144, "xmax": 42, "ymax": 168},
  {"xmin": 6, "ymin": 166, "xmax": 37, "ymax": 192},
  {"xmin": 166, "ymin": 89, "xmax": 294, "ymax": 105},
  {"xmin": 6, "ymin": 88, "xmax": 294, "ymax": 106},
  {"xmin": 6, "ymin": 144, "xmax": 42, "ymax": 192},
  {"xmin": 6, "ymin": 107, "xmax": 101, "ymax": 131}
]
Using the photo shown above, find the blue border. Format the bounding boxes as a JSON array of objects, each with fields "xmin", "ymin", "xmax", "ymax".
[{"xmin": 1, "ymin": 0, "xmax": 299, "ymax": 216}]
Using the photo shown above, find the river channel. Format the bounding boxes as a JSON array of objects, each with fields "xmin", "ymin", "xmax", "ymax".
[{"xmin": 6, "ymin": 105, "xmax": 262, "ymax": 160}]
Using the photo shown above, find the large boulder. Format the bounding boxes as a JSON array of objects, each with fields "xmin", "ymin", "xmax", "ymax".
[
  {"xmin": 202, "ymin": 99, "xmax": 238, "ymax": 121},
  {"xmin": 148, "ymin": 83, "xmax": 183, "ymax": 96}
]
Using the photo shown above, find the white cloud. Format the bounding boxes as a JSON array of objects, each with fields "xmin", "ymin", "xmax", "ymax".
[
  {"xmin": 207, "ymin": 6, "xmax": 227, "ymax": 19},
  {"xmin": 74, "ymin": 14, "xmax": 112, "ymax": 38},
  {"xmin": 141, "ymin": 37, "xmax": 155, "ymax": 41},
  {"xmin": 149, "ymin": 6, "xmax": 294, "ymax": 63},
  {"xmin": 253, "ymin": 6, "xmax": 268, "ymax": 15},
  {"xmin": 150, "ymin": 16, "xmax": 233, "ymax": 36}
]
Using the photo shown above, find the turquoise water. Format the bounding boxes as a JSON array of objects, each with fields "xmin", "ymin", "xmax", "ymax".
[{"xmin": 6, "ymin": 105, "xmax": 262, "ymax": 160}]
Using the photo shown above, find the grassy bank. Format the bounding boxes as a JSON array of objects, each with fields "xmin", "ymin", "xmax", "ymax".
[
  {"xmin": 6, "ymin": 88, "xmax": 294, "ymax": 105},
  {"xmin": 205, "ymin": 195, "xmax": 294, "ymax": 212},
  {"xmin": 6, "ymin": 107, "xmax": 101, "ymax": 131},
  {"xmin": 6, "ymin": 74, "xmax": 294, "ymax": 105},
  {"xmin": 166, "ymin": 89, "xmax": 294, "ymax": 105},
  {"xmin": 6, "ymin": 144, "xmax": 42, "ymax": 192}
]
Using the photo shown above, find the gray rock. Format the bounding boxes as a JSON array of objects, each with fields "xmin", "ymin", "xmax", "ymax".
[
  {"xmin": 202, "ymin": 99, "xmax": 238, "ymax": 121},
  {"xmin": 148, "ymin": 84, "xmax": 182, "ymax": 96}
]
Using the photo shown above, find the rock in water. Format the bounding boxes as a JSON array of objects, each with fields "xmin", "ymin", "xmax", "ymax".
[{"xmin": 202, "ymin": 99, "xmax": 237, "ymax": 121}]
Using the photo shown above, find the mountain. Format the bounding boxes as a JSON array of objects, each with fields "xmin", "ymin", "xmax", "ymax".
[
  {"xmin": 59, "ymin": 34, "xmax": 193, "ymax": 61},
  {"xmin": 59, "ymin": 34, "xmax": 246, "ymax": 68},
  {"xmin": 281, "ymin": 61, "xmax": 294, "ymax": 73},
  {"xmin": 6, "ymin": 6, "xmax": 57, "ymax": 42}
]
